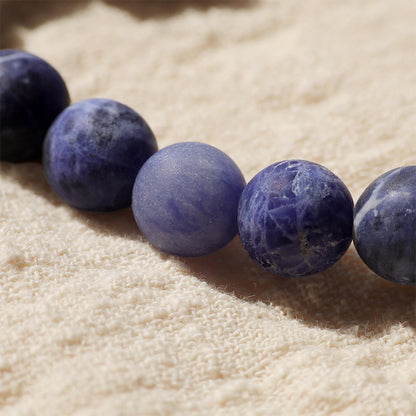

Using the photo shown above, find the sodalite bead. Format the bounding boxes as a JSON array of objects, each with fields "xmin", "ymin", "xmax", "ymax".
[
  {"xmin": 0, "ymin": 49, "xmax": 70, "ymax": 162},
  {"xmin": 238, "ymin": 160, "xmax": 353, "ymax": 277},
  {"xmin": 132, "ymin": 142, "xmax": 246, "ymax": 257},
  {"xmin": 43, "ymin": 98, "xmax": 157, "ymax": 211},
  {"xmin": 353, "ymin": 166, "xmax": 416, "ymax": 286}
]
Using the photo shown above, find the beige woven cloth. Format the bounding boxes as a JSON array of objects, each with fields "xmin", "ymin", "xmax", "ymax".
[{"xmin": 1, "ymin": 1, "xmax": 415, "ymax": 414}]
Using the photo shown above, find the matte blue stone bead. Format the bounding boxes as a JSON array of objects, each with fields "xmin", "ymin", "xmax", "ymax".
[
  {"xmin": 238, "ymin": 160, "xmax": 353, "ymax": 277},
  {"xmin": 43, "ymin": 98, "xmax": 157, "ymax": 211},
  {"xmin": 132, "ymin": 142, "xmax": 246, "ymax": 257},
  {"xmin": 0, "ymin": 49, "xmax": 70, "ymax": 162},
  {"xmin": 353, "ymin": 166, "xmax": 416, "ymax": 286}
]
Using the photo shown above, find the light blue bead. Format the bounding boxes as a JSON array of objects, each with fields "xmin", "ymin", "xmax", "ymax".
[{"xmin": 132, "ymin": 142, "xmax": 246, "ymax": 257}]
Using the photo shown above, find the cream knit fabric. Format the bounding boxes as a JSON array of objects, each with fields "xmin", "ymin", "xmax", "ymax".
[{"xmin": 0, "ymin": 1, "xmax": 415, "ymax": 415}]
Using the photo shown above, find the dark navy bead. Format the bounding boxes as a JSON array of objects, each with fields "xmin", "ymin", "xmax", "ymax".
[
  {"xmin": 353, "ymin": 166, "xmax": 416, "ymax": 286},
  {"xmin": 0, "ymin": 49, "xmax": 70, "ymax": 162},
  {"xmin": 132, "ymin": 142, "xmax": 246, "ymax": 257},
  {"xmin": 43, "ymin": 98, "xmax": 157, "ymax": 211},
  {"xmin": 238, "ymin": 160, "xmax": 353, "ymax": 277}
]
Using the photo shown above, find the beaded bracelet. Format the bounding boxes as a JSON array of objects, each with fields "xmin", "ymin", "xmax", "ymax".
[{"xmin": 1, "ymin": 49, "xmax": 415, "ymax": 287}]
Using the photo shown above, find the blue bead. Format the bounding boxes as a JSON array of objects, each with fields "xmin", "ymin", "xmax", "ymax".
[
  {"xmin": 238, "ymin": 160, "xmax": 353, "ymax": 277},
  {"xmin": 353, "ymin": 166, "xmax": 416, "ymax": 286},
  {"xmin": 43, "ymin": 98, "xmax": 157, "ymax": 211},
  {"xmin": 132, "ymin": 142, "xmax": 246, "ymax": 257},
  {"xmin": 0, "ymin": 49, "xmax": 70, "ymax": 162}
]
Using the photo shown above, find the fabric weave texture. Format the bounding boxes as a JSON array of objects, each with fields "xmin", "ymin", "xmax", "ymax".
[{"xmin": 0, "ymin": 1, "xmax": 415, "ymax": 415}]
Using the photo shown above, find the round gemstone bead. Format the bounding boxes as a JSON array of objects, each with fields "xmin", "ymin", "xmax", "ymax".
[
  {"xmin": 353, "ymin": 166, "xmax": 416, "ymax": 286},
  {"xmin": 238, "ymin": 160, "xmax": 353, "ymax": 277},
  {"xmin": 43, "ymin": 98, "xmax": 157, "ymax": 211},
  {"xmin": 0, "ymin": 49, "xmax": 70, "ymax": 162},
  {"xmin": 132, "ymin": 142, "xmax": 246, "ymax": 257}
]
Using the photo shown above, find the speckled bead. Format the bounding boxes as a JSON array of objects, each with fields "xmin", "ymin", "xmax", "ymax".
[
  {"xmin": 353, "ymin": 166, "xmax": 416, "ymax": 286},
  {"xmin": 0, "ymin": 49, "xmax": 70, "ymax": 162},
  {"xmin": 238, "ymin": 160, "xmax": 354, "ymax": 277},
  {"xmin": 43, "ymin": 98, "xmax": 157, "ymax": 211},
  {"xmin": 132, "ymin": 142, "xmax": 246, "ymax": 257}
]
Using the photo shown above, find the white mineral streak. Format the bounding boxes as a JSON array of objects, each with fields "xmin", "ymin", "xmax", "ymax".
[
  {"xmin": 353, "ymin": 181, "xmax": 384, "ymax": 229},
  {"xmin": 354, "ymin": 168, "xmax": 411, "ymax": 229}
]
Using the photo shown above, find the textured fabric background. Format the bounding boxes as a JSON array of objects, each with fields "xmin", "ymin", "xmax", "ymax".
[{"xmin": 1, "ymin": 1, "xmax": 415, "ymax": 415}]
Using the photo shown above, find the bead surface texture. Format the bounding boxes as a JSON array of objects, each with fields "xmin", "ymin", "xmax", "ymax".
[
  {"xmin": 353, "ymin": 166, "xmax": 416, "ymax": 286},
  {"xmin": 238, "ymin": 160, "xmax": 354, "ymax": 277},
  {"xmin": 43, "ymin": 98, "xmax": 157, "ymax": 211},
  {"xmin": 0, "ymin": 49, "xmax": 70, "ymax": 162},
  {"xmin": 132, "ymin": 142, "xmax": 246, "ymax": 257}
]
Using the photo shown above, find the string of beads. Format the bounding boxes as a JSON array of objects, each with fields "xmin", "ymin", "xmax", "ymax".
[{"xmin": 1, "ymin": 49, "xmax": 415, "ymax": 286}]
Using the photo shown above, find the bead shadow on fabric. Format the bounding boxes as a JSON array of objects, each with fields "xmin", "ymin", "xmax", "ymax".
[{"xmin": 181, "ymin": 237, "xmax": 415, "ymax": 336}]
